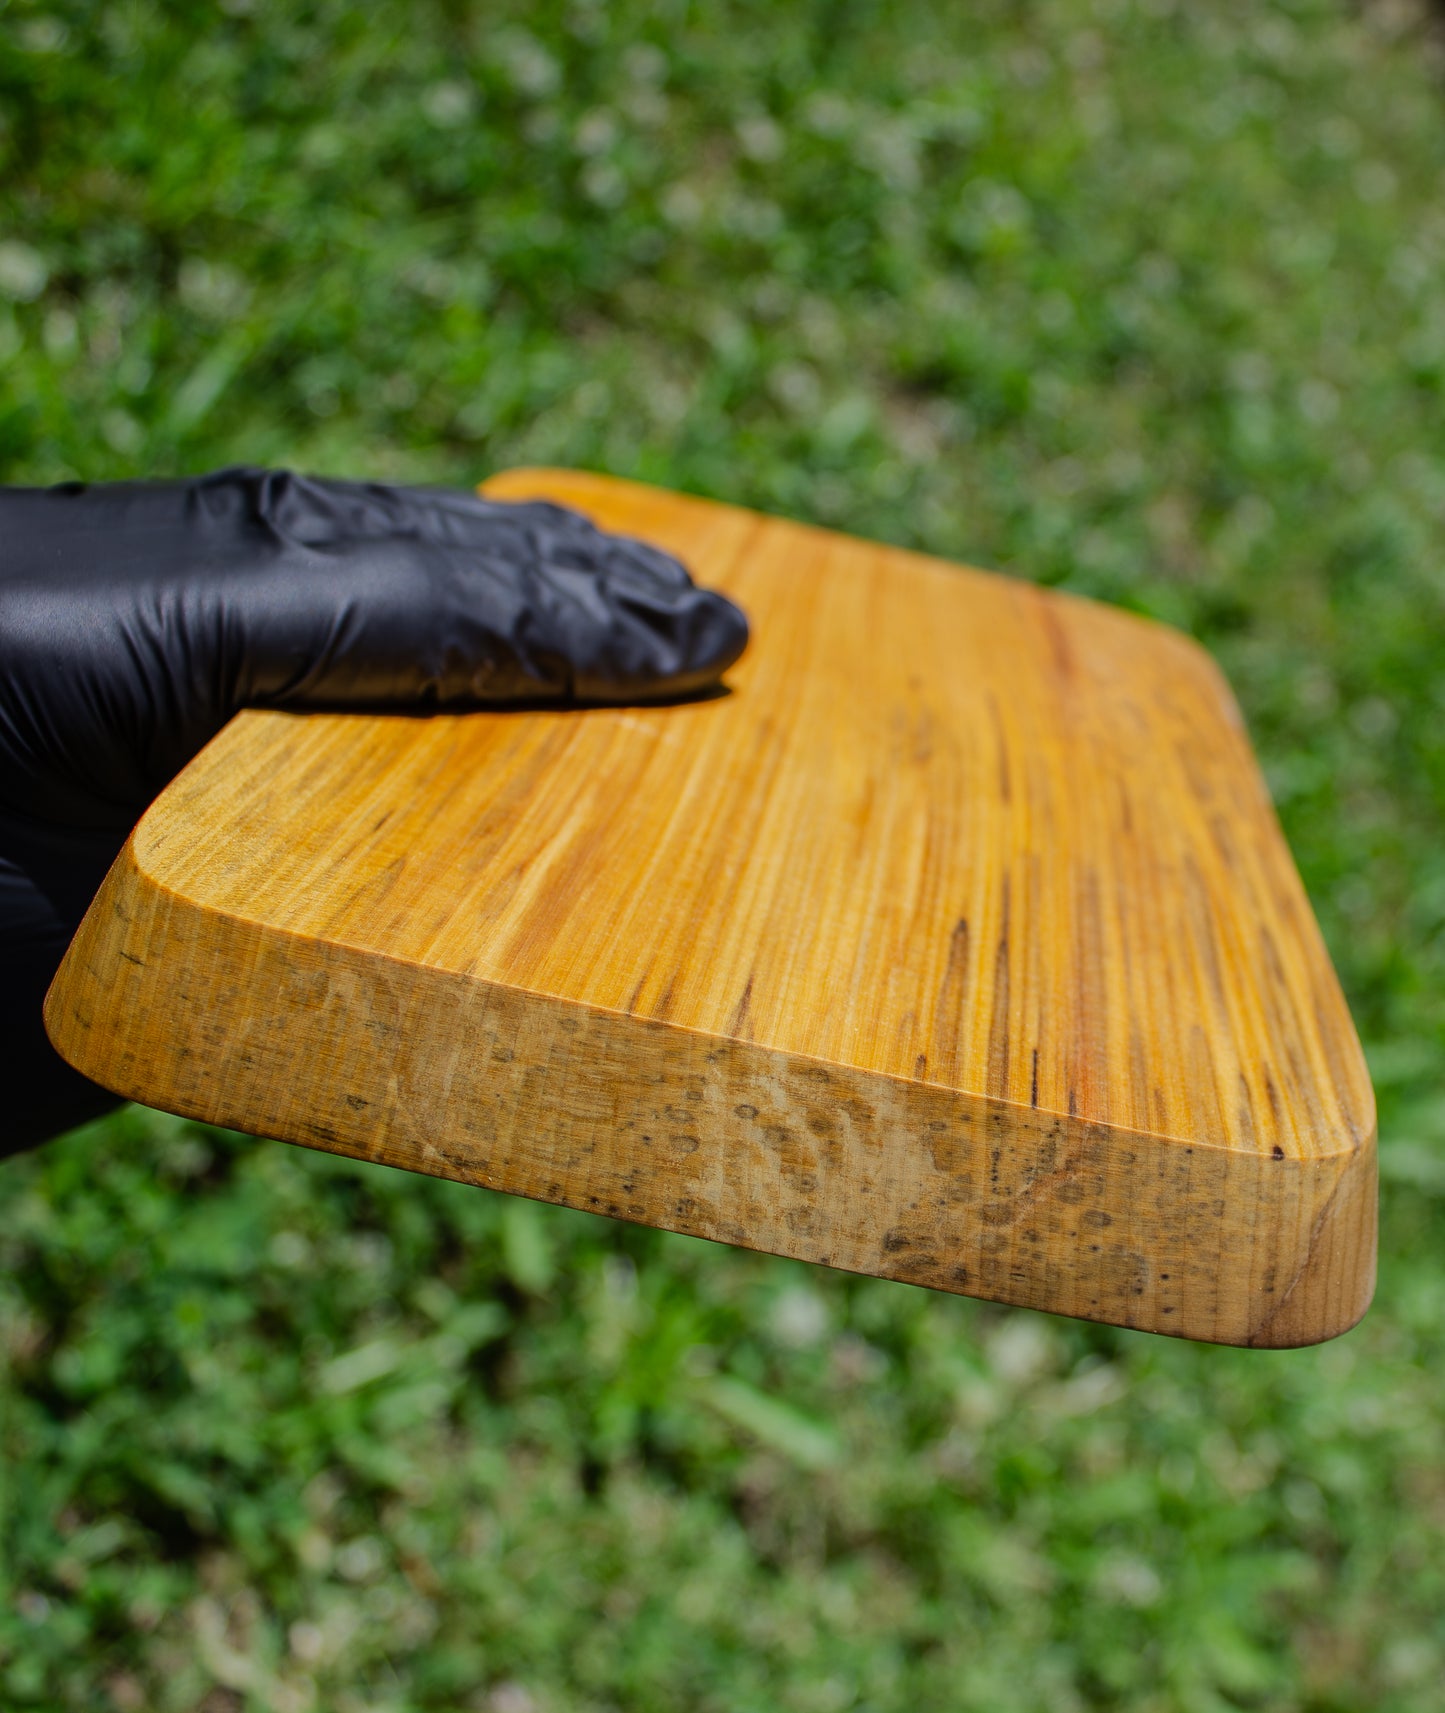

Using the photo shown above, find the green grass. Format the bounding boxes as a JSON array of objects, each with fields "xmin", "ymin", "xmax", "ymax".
[{"xmin": 4, "ymin": 1, "xmax": 1445, "ymax": 1707}]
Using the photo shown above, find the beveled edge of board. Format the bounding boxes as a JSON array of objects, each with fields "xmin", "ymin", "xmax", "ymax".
[{"xmin": 46, "ymin": 828, "xmax": 1377, "ymax": 1347}]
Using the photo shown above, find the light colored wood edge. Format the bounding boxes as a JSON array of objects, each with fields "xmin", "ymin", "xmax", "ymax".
[{"xmin": 46, "ymin": 836, "xmax": 1376, "ymax": 1347}]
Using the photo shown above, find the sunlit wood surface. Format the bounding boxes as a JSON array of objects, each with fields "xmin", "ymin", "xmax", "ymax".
[{"xmin": 47, "ymin": 469, "xmax": 1376, "ymax": 1345}]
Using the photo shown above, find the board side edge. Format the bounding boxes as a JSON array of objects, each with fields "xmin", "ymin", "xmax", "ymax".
[{"xmin": 44, "ymin": 835, "xmax": 1375, "ymax": 1347}]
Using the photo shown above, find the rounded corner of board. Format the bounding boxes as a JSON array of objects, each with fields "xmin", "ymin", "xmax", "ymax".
[
  {"xmin": 43, "ymin": 831, "xmax": 200, "ymax": 1098},
  {"xmin": 1242, "ymin": 1138, "xmax": 1378, "ymax": 1349}
]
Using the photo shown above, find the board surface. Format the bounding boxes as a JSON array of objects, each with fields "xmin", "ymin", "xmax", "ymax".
[{"xmin": 47, "ymin": 469, "xmax": 1376, "ymax": 1345}]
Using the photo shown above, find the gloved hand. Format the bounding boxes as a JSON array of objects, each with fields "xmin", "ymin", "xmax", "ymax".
[{"xmin": 0, "ymin": 467, "xmax": 748, "ymax": 1154}]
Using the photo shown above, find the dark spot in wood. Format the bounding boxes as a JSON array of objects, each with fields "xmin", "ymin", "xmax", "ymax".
[
  {"xmin": 930, "ymin": 917, "xmax": 971, "ymax": 1084},
  {"xmin": 987, "ymin": 692, "xmax": 1012, "ymax": 802},
  {"xmin": 882, "ymin": 1229, "xmax": 911, "ymax": 1253},
  {"xmin": 734, "ymin": 1103, "xmax": 758, "ymax": 1121},
  {"xmin": 1272, "ymin": 1144, "xmax": 1285, "ymax": 1160},
  {"xmin": 987, "ymin": 879, "xmax": 1011, "ymax": 1098}
]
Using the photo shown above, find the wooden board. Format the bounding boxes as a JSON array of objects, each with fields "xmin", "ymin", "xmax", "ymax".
[{"xmin": 45, "ymin": 469, "xmax": 1376, "ymax": 1346}]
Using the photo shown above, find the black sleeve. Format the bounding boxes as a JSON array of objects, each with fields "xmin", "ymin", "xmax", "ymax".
[{"xmin": 1, "ymin": 840, "xmax": 123, "ymax": 1158}]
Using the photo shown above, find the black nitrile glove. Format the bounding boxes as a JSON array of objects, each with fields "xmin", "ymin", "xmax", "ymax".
[{"xmin": 0, "ymin": 467, "xmax": 748, "ymax": 1155}]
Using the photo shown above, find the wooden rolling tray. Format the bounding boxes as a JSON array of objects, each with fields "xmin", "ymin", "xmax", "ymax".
[{"xmin": 46, "ymin": 469, "xmax": 1376, "ymax": 1346}]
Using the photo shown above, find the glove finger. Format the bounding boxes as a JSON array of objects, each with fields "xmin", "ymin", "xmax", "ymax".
[
  {"xmin": 230, "ymin": 468, "xmax": 413, "ymax": 547},
  {"xmin": 395, "ymin": 492, "xmax": 695, "ymax": 591},
  {"xmin": 409, "ymin": 495, "xmax": 746, "ymax": 695},
  {"xmin": 246, "ymin": 535, "xmax": 748, "ymax": 707},
  {"xmin": 262, "ymin": 473, "xmax": 699, "ymax": 594},
  {"xmin": 238, "ymin": 477, "xmax": 750, "ymax": 705},
  {"xmin": 521, "ymin": 553, "xmax": 749, "ymax": 701}
]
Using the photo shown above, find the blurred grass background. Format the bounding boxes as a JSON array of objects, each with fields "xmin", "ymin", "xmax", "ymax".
[{"xmin": 2, "ymin": 0, "xmax": 1445, "ymax": 1708}]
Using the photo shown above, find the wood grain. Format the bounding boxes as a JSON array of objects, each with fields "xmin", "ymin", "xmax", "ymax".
[{"xmin": 45, "ymin": 469, "xmax": 1376, "ymax": 1345}]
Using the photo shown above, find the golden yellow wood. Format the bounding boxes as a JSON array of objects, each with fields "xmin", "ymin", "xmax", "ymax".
[{"xmin": 45, "ymin": 469, "xmax": 1375, "ymax": 1346}]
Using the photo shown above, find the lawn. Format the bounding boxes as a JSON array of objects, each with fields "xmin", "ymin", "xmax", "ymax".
[{"xmin": 3, "ymin": 1, "xmax": 1445, "ymax": 1708}]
